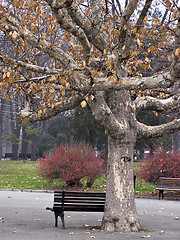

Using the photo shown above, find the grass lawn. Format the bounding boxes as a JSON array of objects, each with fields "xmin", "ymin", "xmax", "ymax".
[{"xmin": 0, "ymin": 160, "xmax": 158, "ymax": 195}]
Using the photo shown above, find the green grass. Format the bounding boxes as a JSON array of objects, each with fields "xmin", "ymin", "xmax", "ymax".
[
  {"xmin": 0, "ymin": 160, "xmax": 157, "ymax": 195},
  {"xmin": 0, "ymin": 160, "xmax": 65, "ymax": 190}
]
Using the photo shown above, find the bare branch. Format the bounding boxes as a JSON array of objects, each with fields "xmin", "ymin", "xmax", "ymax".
[
  {"xmin": 90, "ymin": 0, "xmax": 104, "ymax": 27},
  {"xmin": 115, "ymin": 0, "xmax": 122, "ymax": 16},
  {"xmin": 134, "ymin": 94, "xmax": 180, "ymax": 113},
  {"xmin": 58, "ymin": 0, "xmax": 109, "ymax": 52},
  {"xmin": 1, "ymin": 17, "xmax": 92, "ymax": 89},
  {"xmin": 121, "ymin": 0, "xmax": 153, "ymax": 58},
  {"xmin": 20, "ymin": 93, "xmax": 84, "ymax": 121},
  {"xmin": 48, "ymin": 6, "xmax": 91, "ymax": 61},
  {"xmin": 118, "ymin": 0, "xmax": 139, "ymax": 49},
  {"xmin": 171, "ymin": 9, "xmax": 180, "ymax": 82},
  {"xmin": 0, "ymin": 54, "xmax": 58, "ymax": 75},
  {"xmin": 91, "ymin": 72, "xmax": 175, "ymax": 91},
  {"xmin": 1, "ymin": 18, "xmax": 77, "ymax": 69},
  {"xmin": 137, "ymin": 119, "xmax": 180, "ymax": 140}
]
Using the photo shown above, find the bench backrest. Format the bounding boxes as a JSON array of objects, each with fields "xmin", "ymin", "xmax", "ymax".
[
  {"xmin": 53, "ymin": 191, "xmax": 106, "ymax": 212},
  {"xmin": 159, "ymin": 177, "xmax": 180, "ymax": 189},
  {"xmin": 4, "ymin": 153, "xmax": 13, "ymax": 158}
]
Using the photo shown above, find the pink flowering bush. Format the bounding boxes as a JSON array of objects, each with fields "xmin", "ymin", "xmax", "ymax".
[
  {"xmin": 38, "ymin": 143, "xmax": 106, "ymax": 187},
  {"xmin": 136, "ymin": 146, "xmax": 180, "ymax": 183}
]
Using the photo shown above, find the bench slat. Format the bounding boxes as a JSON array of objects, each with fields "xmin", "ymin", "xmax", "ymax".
[
  {"xmin": 54, "ymin": 192, "xmax": 105, "ymax": 197},
  {"xmin": 54, "ymin": 197, "xmax": 105, "ymax": 201}
]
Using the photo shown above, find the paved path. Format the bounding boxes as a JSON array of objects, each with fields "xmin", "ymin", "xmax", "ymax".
[{"xmin": 0, "ymin": 190, "xmax": 180, "ymax": 240}]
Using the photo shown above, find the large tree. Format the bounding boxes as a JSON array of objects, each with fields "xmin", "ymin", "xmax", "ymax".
[{"xmin": 0, "ymin": 0, "xmax": 179, "ymax": 232}]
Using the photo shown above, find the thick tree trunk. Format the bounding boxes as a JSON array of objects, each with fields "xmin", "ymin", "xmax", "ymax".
[{"xmin": 102, "ymin": 136, "xmax": 140, "ymax": 232}]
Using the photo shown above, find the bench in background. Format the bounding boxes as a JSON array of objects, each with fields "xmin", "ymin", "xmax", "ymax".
[{"xmin": 156, "ymin": 177, "xmax": 180, "ymax": 199}]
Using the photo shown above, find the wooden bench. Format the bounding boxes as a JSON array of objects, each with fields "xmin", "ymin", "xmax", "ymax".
[
  {"xmin": 46, "ymin": 191, "xmax": 106, "ymax": 228},
  {"xmin": 18, "ymin": 153, "xmax": 31, "ymax": 159},
  {"xmin": 4, "ymin": 153, "xmax": 13, "ymax": 159},
  {"xmin": 46, "ymin": 176, "xmax": 136, "ymax": 228},
  {"xmin": 156, "ymin": 177, "xmax": 180, "ymax": 200}
]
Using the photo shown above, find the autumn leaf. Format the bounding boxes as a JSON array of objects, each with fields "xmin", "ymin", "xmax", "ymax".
[
  {"xmin": 175, "ymin": 48, "xmax": 180, "ymax": 58},
  {"xmin": 137, "ymin": 38, "xmax": 141, "ymax": 46},
  {"xmin": 153, "ymin": 111, "xmax": 158, "ymax": 117},
  {"xmin": 80, "ymin": 100, "xmax": 87, "ymax": 108},
  {"xmin": 22, "ymin": 118, "xmax": 28, "ymax": 124},
  {"xmin": 84, "ymin": 21, "xmax": 90, "ymax": 27}
]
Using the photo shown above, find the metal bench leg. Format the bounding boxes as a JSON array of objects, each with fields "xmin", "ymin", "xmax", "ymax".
[
  {"xmin": 60, "ymin": 212, "xmax": 65, "ymax": 229},
  {"xmin": 55, "ymin": 212, "xmax": 58, "ymax": 227},
  {"xmin": 159, "ymin": 190, "xmax": 164, "ymax": 200},
  {"xmin": 162, "ymin": 190, "xmax": 164, "ymax": 199}
]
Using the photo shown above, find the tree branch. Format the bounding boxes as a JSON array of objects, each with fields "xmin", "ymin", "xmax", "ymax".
[
  {"xmin": 89, "ymin": 91, "xmax": 126, "ymax": 138},
  {"xmin": 134, "ymin": 94, "xmax": 180, "ymax": 113},
  {"xmin": 47, "ymin": 0, "xmax": 109, "ymax": 52},
  {"xmin": 90, "ymin": 0, "xmax": 103, "ymax": 28},
  {"xmin": 118, "ymin": 0, "xmax": 139, "ymax": 49},
  {"xmin": 171, "ymin": 8, "xmax": 180, "ymax": 81},
  {"xmin": 91, "ymin": 72, "xmax": 175, "ymax": 91},
  {"xmin": 120, "ymin": 0, "xmax": 153, "ymax": 59},
  {"xmin": 0, "ymin": 54, "xmax": 58, "ymax": 75},
  {"xmin": 1, "ymin": 17, "xmax": 91, "ymax": 89},
  {"xmin": 137, "ymin": 119, "xmax": 180, "ymax": 140},
  {"xmin": 47, "ymin": 6, "xmax": 91, "ymax": 61},
  {"xmin": 1, "ymin": 18, "xmax": 77, "ymax": 69},
  {"xmin": 20, "ymin": 93, "xmax": 84, "ymax": 122}
]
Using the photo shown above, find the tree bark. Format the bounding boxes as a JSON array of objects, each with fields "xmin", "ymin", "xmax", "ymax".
[
  {"xmin": 0, "ymin": 96, "xmax": 5, "ymax": 158},
  {"xmin": 102, "ymin": 136, "xmax": 140, "ymax": 232},
  {"xmin": 90, "ymin": 89, "xmax": 140, "ymax": 232}
]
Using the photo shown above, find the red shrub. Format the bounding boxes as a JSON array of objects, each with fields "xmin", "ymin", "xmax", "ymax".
[
  {"xmin": 136, "ymin": 146, "xmax": 180, "ymax": 183},
  {"xmin": 38, "ymin": 143, "xmax": 106, "ymax": 186}
]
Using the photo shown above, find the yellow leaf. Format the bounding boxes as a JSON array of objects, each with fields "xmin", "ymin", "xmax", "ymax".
[
  {"xmin": 84, "ymin": 21, "xmax": 90, "ymax": 27},
  {"xmin": 51, "ymin": 102, "xmax": 55, "ymax": 109},
  {"xmin": 137, "ymin": 38, "xmax": 141, "ymax": 46},
  {"xmin": 175, "ymin": 48, "xmax": 180, "ymax": 58},
  {"xmin": 12, "ymin": 31, "xmax": 18, "ymax": 39},
  {"xmin": 104, "ymin": 48, "xmax": 108, "ymax": 55},
  {"xmin": 88, "ymin": 57, "xmax": 92, "ymax": 65},
  {"xmin": 153, "ymin": 111, "xmax": 158, "ymax": 117},
  {"xmin": 90, "ymin": 95, "xmax": 95, "ymax": 101},
  {"xmin": 38, "ymin": 111, "xmax": 41, "ymax": 118},
  {"xmin": 122, "ymin": 45, "xmax": 126, "ymax": 51},
  {"xmin": 118, "ymin": 79, "xmax": 124, "ymax": 86},
  {"xmin": 80, "ymin": 100, "xmax": 87, "ymax": 108},
  {"xmin": 22, "ymin": 118, "xmax": 28, "ymax": 124},
  {"xmin": 144, "ymin": 16, "xmax": 148, "ymax": 22}
]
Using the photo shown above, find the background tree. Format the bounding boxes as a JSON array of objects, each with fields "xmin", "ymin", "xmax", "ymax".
[
  {"xmin": 0, "ymin": 0, "xmax": 179, "ymax": 233},
  {"xmin": 68, "ymin": 106, "xmax": 107, "ymax": 150}
]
